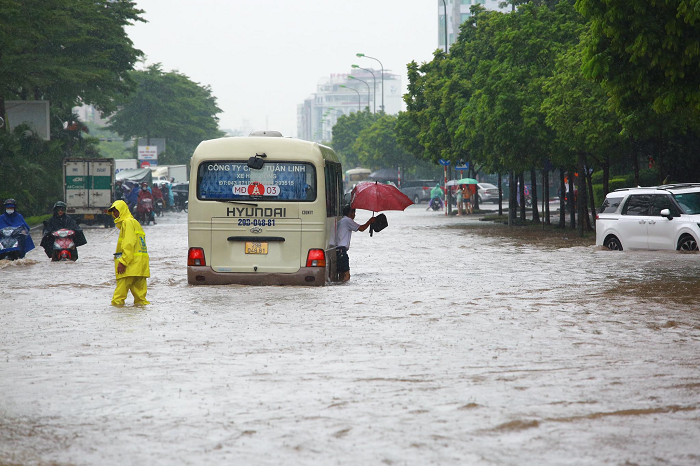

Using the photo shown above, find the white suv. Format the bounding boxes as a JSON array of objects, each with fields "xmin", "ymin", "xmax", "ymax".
[{"xmin": 596, "ymin": 185, "xmax": 700, "ymax": 251}]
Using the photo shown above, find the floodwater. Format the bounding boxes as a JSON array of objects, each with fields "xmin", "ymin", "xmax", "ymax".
[{"xmin": 1, "ymin": 206, "xmax": 699, "ymax": 465}]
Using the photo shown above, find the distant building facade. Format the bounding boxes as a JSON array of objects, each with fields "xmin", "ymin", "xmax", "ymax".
[
  {"xmin": 438, "ymin": 0, "xmax": 510, "ymax": 51},
  {"xmin": 73, "ymin": 103, "xmax": 111, "ymax": 126},
  {"xmin": 297, "ymin": 69, "xmax": 402, "ymax": 143}
]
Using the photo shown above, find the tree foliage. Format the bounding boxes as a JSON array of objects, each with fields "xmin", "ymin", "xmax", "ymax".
[
  {"xmin": 0, "ymin": 0, "xmax": 144, "ymax": 217},
  {"xmin": 107, "ymin": 64, "xmax": 224, "ymax": 164},
  {"xmin": 0, "ymin": 0, "xmax": 145, "ymax": 114},
  {"xmin": 577, "ymin": 0, "xmax": 700, "ymax": 117},
  {"xmin": 330, "ymin": 110, "xmax": 378, "ymax": 169}
]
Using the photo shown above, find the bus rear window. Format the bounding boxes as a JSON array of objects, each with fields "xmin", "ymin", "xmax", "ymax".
[{"xmin": 197, "ymin": 161, "xmax": 316, "ymax": 201}]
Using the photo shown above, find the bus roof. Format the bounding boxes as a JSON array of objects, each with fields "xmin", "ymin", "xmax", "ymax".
[
  {"xmin": 191, "ymin": 137, "xmax": 339, "ymax": 164},
  {"xmin": 346, "ymin": 168, "xmax": 371, "ymax": 174}
]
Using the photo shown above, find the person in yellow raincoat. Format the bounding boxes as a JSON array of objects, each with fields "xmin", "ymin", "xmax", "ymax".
[{"xmin": 108, "ymin": 200, "xmax": 150, "ymax": 305}]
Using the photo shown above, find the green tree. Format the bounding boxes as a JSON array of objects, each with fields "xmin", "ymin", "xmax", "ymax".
[
  {"xmin": 577, "ymin": 0, "xmax": 700, "ymax": 118},
  {"xmin": 330, "ymin": 110, "xmax": 377, "ymax": 169},
  {"xmin": 107, "ymin": 64, "xmax": 224, "ymax": 164},
  {"xmin": 0, "ymin": 0, "xmax": 145, "ymax": 120},
  {"xmin": 352, "ymin": 114, "xmax": 419, "ymax": 170}
]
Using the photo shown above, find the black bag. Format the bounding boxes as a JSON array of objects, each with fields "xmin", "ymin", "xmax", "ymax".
[{"xmin": 369, "ymin": 214, "xmax": 388, "ymax": 237}]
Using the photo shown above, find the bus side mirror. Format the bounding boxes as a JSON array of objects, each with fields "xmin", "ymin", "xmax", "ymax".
[{"xmin": 660, "ymin": 208, "xmax": 673, "ymax": 219}]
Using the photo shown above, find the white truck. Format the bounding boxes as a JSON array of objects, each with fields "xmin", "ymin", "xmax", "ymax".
[
  {"xmin": 64, "ymin": 158, "xmax": 115, "ymax": 227},
  {"xmin": 114, "ymin": 158, "xmax": 138, "ymax": 175},
  {"xmin": 150, "ymin": 165, "xmax": 188, "ymax": 183}
]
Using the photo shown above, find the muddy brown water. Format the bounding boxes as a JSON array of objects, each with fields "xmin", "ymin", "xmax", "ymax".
[{"xmin": 1, "ymin": 206, "xmax": 699, "ymax": 465}]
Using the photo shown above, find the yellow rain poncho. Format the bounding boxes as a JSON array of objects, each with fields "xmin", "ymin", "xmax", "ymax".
[{"xmin": 110, "ymin": 200, "xmax": 150, "ymax": 305}]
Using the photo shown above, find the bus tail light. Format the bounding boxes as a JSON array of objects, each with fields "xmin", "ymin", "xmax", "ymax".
[
  {"xmin": 306, "ymin": 249, "xmax": 326, "ymax": 267},
  {"xmin": 188, "ymin": 247, "xmax": 206, "ymax": 266}
]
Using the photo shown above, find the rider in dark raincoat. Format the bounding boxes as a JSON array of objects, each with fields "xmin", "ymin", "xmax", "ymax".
[
  {"xmin": 0, "ymin": 198, "xmax": 35, "ymax": 258},
  {"xmin": 40, "ymin": 201, "xmax": 87, "ymax": 259}
]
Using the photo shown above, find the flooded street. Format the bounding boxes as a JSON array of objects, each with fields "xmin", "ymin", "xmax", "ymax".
[{"xmin": 1, "ymin": 206, "xmax": 699, "ymax": 465}]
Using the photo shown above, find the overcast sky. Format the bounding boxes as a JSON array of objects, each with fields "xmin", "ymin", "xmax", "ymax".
[{"xmin": 126, "ymin": 0, "xmax": 439, "ymax": 138}]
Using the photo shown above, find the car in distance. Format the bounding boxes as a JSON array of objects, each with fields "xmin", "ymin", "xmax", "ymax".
[
  {"xmin": 596, "ymin": 184, "xmax": 700, "ymax": 251},
  {"xmin": 401, "ymin": 180, "xmax": 440, "ymax": 204},
  {"xmin": 477, "ymin": 182, "xmax": 499, "ymax": 203}
]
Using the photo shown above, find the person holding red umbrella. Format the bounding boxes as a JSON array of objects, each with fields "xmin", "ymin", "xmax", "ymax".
[{"xmin": 336, "ymin": 205, "xmax": 376, "ymax": 282}]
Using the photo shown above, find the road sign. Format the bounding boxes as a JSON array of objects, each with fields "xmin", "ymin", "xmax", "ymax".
[
  {"xmin": 438, "ymin": 159, "xmax": 450, "ymax": 166},
  {"xmin": 455, "ymin": 162, "xmax": 469, "ymax": 171},
  {"xmin": 138, "ymin": 145, "xmax": 158, "ymax": 161}
]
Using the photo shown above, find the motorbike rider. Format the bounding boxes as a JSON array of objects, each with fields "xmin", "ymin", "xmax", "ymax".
[
  {"xmin": 426, "ymin": 184, "xmax": 444, "ymax": 211},
  {"xmin": 137, "ymin": 182, "xmax": 156, "ymax": 225},
  {"xmin": 0, "ymin": 198, "xmax": 35, "ymax": 258},
  {"xmin": 152, "ymin": 183, "xmax": 164, "ymax": 214},
  {"xmin": 114, "ymin": 180, "xmax": 128, "ymax": 201},
  {"xmin": 165, "ymin": 183, "xmax": 175, "ymax": 210},
  {"xmin": 40, "ymin": 201, "xmax": 87, "ymax": 259},
  {"xmin": 126, "ymin": 182, "xmax": 140, "ymax": 212}
]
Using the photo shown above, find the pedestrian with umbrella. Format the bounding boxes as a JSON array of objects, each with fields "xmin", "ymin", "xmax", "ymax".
[
  {"xmin": 336, "ymin": 205, "xmax": 376, "ymax": 282},
  {"xmin": 336, "ymin": 181, "xmax": 414, "ymax": 282}
]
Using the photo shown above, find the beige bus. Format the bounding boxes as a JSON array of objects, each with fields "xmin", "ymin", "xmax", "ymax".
[{"xmin": 187, "ymin": 131, "xmax": 344, "ymax": 286}]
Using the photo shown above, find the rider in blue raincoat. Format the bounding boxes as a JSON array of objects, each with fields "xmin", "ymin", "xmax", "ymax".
[{"xmin": 0, "ymin": 198, "xmax": 35, "ymax": 258}]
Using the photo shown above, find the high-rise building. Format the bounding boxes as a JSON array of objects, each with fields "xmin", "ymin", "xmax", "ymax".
[
  {"xmin": 297, "ymin": 69, "xmax": 401, "ymax": 143},
  {"xmin": 438, "ymin": 0, "xmax": 510, "ymax": 51}
]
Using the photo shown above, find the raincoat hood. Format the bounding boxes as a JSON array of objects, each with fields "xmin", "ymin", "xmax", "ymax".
[{"xmin": 110, "ymin": 200, "xmax": 133, "ymax": 228}]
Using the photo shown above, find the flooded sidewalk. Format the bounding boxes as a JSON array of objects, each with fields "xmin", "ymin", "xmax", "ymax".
[{"xmin": 1, "ymin": 206, "xmax": 699, "ymax": 465}]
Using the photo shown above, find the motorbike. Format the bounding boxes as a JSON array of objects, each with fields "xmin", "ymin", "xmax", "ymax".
[
  {"xmin": 154, "ymin": 198, "xmax": 165, "ymax": 217},
  {"xmin": 429, "ymin": 197, "xmax": 443, "ymax": 211},
  {"xmin": 50, "ymin": 229, "xmax": 78, "ymax": 261},
  {"xmin": 173, "ymin": 191, "xmax": 188, "ymax": 212},
  {"xmin": 0, "ymin": 226, "xmax": 28, "ymax": 261},
  {"xmin": 137, "ymin": 198, "xmax": 155, "ymax": 225}
]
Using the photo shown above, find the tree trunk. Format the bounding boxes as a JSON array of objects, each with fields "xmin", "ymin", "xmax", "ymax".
[
  {"xmin": 544, "ymin": 170, "xmax": 550, "ymax": 225},
  {"xmin": 519, "ymin": 172, "xmax": 526, "ymax": 222},
  {"xmin": 559, "ymin": 169, "xmax": 566, "ymax": 228},
  {"xmin": 530, "ymin": 167, "xmax": 539, "ymax": 223},
  {"xmin": 577, "ymin": 153, "xmax": 586, "ymax": 237},
  {"xmin": 568, "ymin": 171, "xmax": 576, "ymax": 229},
  {"xmin": 447, "ymin": 165, "xmax": 453, "ymax": 215},
  {"xmin": 630, "ymin": 136, "xmax": 640, "ymax": 186},
  {"xmin": 498, "ymin": 172, "xmax": 503, "ymax": 216},
  {"xmin": 602, "ymin": 154, "xmax": 610, "ymax": 196},
  {"xmin": 508, "ymin": 171, "xmax": 515, "ymax": 226},
  {"xmin": 586, "ymin": 164, "xmax": 596, "ymax": 231},
  {"xmin": 0, "ymin": 97, "xmax": 6, "ymax": 134}
]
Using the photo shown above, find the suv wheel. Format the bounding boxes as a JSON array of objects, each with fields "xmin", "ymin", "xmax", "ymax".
[
  {"xmin": 677, "ymin": 234, "xmax": 698, "ymax": 251},
  {"xmin": 604, "ymin": 236, "xmax": 623, "ymax": 251},
  {"xmin": 413, "ymin": 195, "xmax": 420, "ymax": 205}
]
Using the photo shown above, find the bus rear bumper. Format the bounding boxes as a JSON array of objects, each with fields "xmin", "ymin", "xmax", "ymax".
[{"xmin": 187, "ymin": 266, "xmax": 327, "ymax": 286}]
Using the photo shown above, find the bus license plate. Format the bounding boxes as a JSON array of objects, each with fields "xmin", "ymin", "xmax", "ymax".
[{"xmin": 245, "ymin": 242, "xmax": 268, "ymax": 254}]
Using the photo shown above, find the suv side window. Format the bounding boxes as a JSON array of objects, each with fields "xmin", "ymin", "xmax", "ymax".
[
  {"xmin": 650, "ymin": 194, "xmax": 677, "ymax": 216},
  {"xmin": 600, "ymin": 196, "xmax": 623, "ymax": 214},
  {"xmin": 621, "ymin": 195, "xmax": 651, "ymax": 216}
]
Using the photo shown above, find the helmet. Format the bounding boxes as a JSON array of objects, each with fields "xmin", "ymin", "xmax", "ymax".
[
  {"xmin": 4, "ymin": 198, "xmax": 16, "ymax": 207},
  {"xmin": 54, "ymin": 201, "xmax": 67, "ymax": 209},
  {"xmin": 141, "ymin": 182, "xmax": 148, "ymax": 187}
]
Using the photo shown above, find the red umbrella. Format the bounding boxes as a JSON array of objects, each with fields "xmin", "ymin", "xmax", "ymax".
[{"xmin": 350, "ymin": 181, "xmax": 414, "ymax": 212}]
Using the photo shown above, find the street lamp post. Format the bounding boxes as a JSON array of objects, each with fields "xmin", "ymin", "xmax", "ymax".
[
  {"xmin": 351, "ymin": 64, "xmax": 376, "ymax": 113},
  {"xmin": 441, "ymin": 0, "xmax": 448, "ymax": 53},
  {"xmin": 356, "ymin": 53, "xmax": 384, "ymax": 112},
  {"xmin": 348, "ymin": 76, "xmax": 371, "ymax": 113},
  {"xmin": 339, "ymin": 85, "xmax": 361, "ymax": 112}
]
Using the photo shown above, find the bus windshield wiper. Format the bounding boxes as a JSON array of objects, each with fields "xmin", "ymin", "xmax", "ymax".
[{"xmin": 217, "ymin": 200, "xmax": 259, "ymax": 207}]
